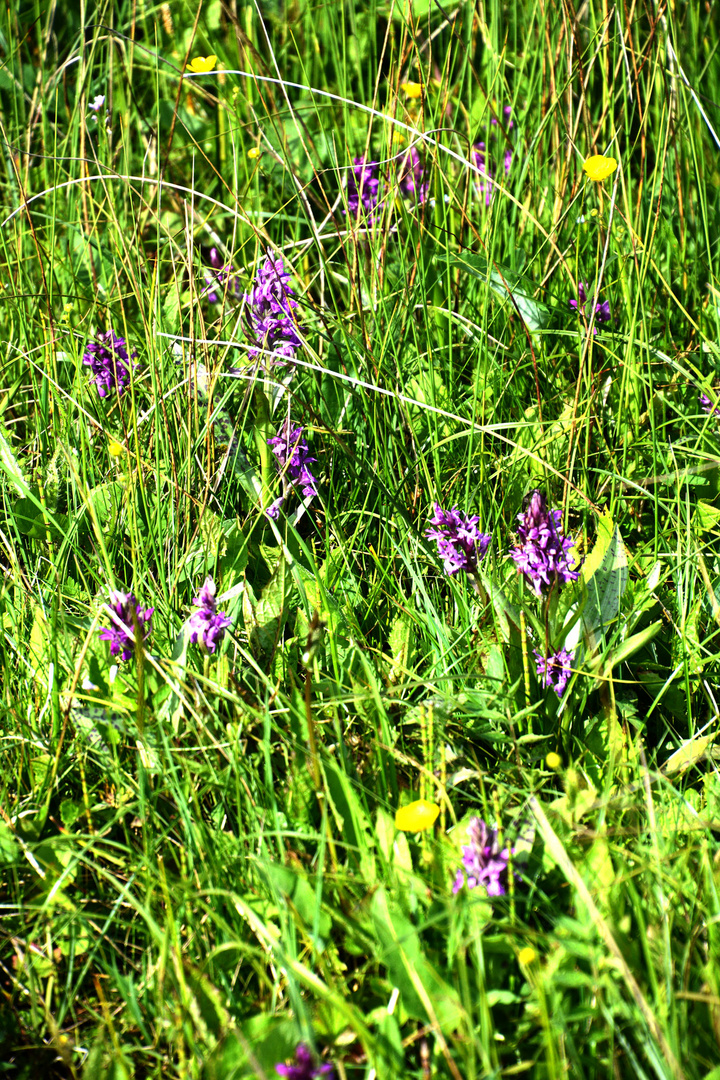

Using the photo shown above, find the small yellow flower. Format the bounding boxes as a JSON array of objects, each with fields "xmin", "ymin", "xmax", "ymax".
[
  {"xmin": 545, "ymin": 751, "xmax": 562, "ymax": 771},
  {"xmin": 188, "ymin": 55, "xmax": 217, "ymax": 74},
  {"xmin": 395, "ymin": 799, "xmax": 440, "ymax": 832},
  {"xmin": 247, "ymin": 146, "xmax": 260, "ymax": 159},
  {"xmin": 583, "ymin": 154, "xmax": 617, "ymax": 182},
  {"xmin": 108, "ymin": 439, "xmax": 125, "ymax": 457},
  {"xmin": 518, "ymin": 946, "xmax": 537, "ymax": 966},
  {"xmin": 400, "ymin": 81, "xmax": 423, "ymax": 99}
]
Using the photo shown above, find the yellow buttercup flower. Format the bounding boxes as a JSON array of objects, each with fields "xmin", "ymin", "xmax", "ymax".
[
  {"xmin": 247, "ymin": 146, "xmax": 260, "ymax": 159},
  {"xmin": 400, "ymin": 81, "xmax": 423, "ymax": 99},
  {"xmin": 188, "ymin": 55, "xmax": 217, "ymax": 74},
  {"xmin": 583, "ymin": 154, "xmax": 617, "ymax": 182},
  {"xmin": 108, "ymin": 439, "xmax": 125, "ymax": 457},
  {"xmin": 518, "ymin": 946, "xmax": 537, "ymax": 966},
  {"xmin": 395, "ymin": 799, "xmax": 440, "ymax": 832},
  {"xmin": 545, "ymin": 751, "xmax": 562, "ymax": 770}
]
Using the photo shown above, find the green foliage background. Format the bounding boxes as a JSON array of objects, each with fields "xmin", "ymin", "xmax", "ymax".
[{"xmin": 1, "ymin": 0, "xmax": 720, "ymax": 1077}]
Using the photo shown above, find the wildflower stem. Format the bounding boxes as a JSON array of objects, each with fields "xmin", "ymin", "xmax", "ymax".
[
  {"xmin": 304, "ymin": 662, "xmax": 322, "ymax": 792},
  {"xmin": 519, "ymin": 609, "xmax": 532, "ymax": 730},
  {"xmin": 252, "ymin": 383, "xmax": 274, "ymax": 509},
  {"xmin": 134, "ymin": 606, "xmax": 145, "ymax": 739},
  {"xmin": 470, "ymin": 571, "xmax": 488, "ymax": 605},
  {"xmin": 432, "ymin": 158, "xmax": 450, "ymax": 344}
]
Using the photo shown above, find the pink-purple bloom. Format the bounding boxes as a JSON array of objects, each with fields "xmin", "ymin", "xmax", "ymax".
[
  {"xmin": 470, "ymin": 143, "xmax": 494, "ymax": 205},
  {"xmin": 398, "ymin": 146, "xmax": 428, "ymax": 203},
  {"xmin": 83, "ymin": 330, "xmax": 137, "ymax": 399},
  {"xmin": 89, "ymin": 94, "xmax": 106, "ymax": 112},
  {"xmin": 491, "ymin": 104, "xmax": 514, "ymax": 129},
  {"xmin": 243, "ymin": 253, "xmax": 302, "ymax": 365},
  {"xmin": 509, "ymin": 491, "xmax": 580, "ymax": 598},
  {"xmin": 202, "ymin": 247, "xmax": 241, "ymax": 304},
  {"xmin": 569, "ymin": 282, "xmax": 611, "ymax": 331},
  {"xmin": 188, "ymin": 577, "xmax": 231, "ymax": 653},
  {"xmin": 453, "ymin": 817, "xmax": 512, "ymax": 896},
  {"xmin": 534, "ymin": 647, "xmax": 573, "ymax": 696},
  {"xmin": 276, "ymin": 1044, "xmax": 333, "ymax": 1079},
  {"xmin": 426, "ymin": 504, "xmax": 491, "ymax": 576},
  {"xmin": 99, "ymin": 591, "xmax": 153, "ymax": 661},
  {"xmin": 700, "ymin": 391, "xmax": 720, "ymax": 417},
  {"xmin": 470, "ymin": 106, "xmax": 514, "ymax": 204},
  {"xmin": 267, "ymin": 419, "xmax": 318, "ymax": 518},
  {"xmin": 345, "ymin": 155, "xmax": 382, "ymax": 220}
]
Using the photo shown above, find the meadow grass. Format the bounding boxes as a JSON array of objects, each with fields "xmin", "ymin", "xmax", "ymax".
[{"xmin": 1, "ymin": 0, "xmax": 720, "ymax": 1077}]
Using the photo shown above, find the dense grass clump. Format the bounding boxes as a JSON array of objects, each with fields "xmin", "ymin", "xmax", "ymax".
[{"xmin": 2, "ymin": 1, "xmax": 720, "ymax": 1077}]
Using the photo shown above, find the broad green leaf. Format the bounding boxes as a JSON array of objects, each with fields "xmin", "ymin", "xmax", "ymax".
[
  {"xmin": 582, "ymin": 835, "xmax": 615, "ymax": 900},
  {"xmin": 60, "ymin": 799, "xmax": 83, "ymax": 828},
  {"xmin": 581, "ymin": 508, "xmax": 614, "ymax": 583},
  {"xmin": 221, "ymin": 518, "xmax": 250, "ymax": 575},
  {"xmin": 13, "ymin": 489, "xmax": 69, "ymax": 539},
  {"xmin": 375, "ymin": 807, "xmax": 396, "ymax": 862},
  {"xmin": 454, "ymin": 253, "xmax": 551, "ymax": 332},
  {"xmin": 589, "ymin": 619, "xmax": 663, "ymax": 674},
  {"xmin": 388, "ymin": 611, "xmax": 414, "ymax": 682},
  {"xmin": 324, "ymin": 761, "xmax": 375, "ymax": 880},
  {"xmin": 72, "ymin": 706, "xmax": 126, "ymax": 767},
  {"xmin": 485, "ymin": 989, "xmax": 523, "ymax": 1006},
  {"xmin": 371, "ymin": 888, "xmax": 464, "ymax": 1029},
  {"xmin": 664, "ymin": 735, "xmax": 711, "ymax": 775},
  {"xmin": 260, "ymin": 861, "xmax": 332, "ymax": 942},
  {"xmin": 0, "ymin": 821, "xmax": 19, "ymax": 865},
  {"xmin": 480, "ymin": 570, "xmax": 522, "ymax": 642},
  {"xmin": 85, "ymin": 482, "xmax": 124, "ymax": 532},
  {"xmin": 695, "ymin": 500, "xmax": 720, "ymax": 532},
  {"xmin": 206, "ymin": 1018, "xmax": 299, "ymax": 1080},
  {"xmin": 390, "ymin": 0, "xmax": 435, "ymax": 20},
  {"xmin": 58, "ymin": 922, "xmax": 91, "ymax": 957},
  {"xmin": 0, "ymin": 426, "xmax": 28, "ymax": 494},
  {"xmin": 582, "ymin": 520, "xmax": 628, "ymax": 643},
  {"xmin": 29, "ymin": 605, "xmax": 50, "ymax": 678},
  {"xmin": 406, "ymin": 368, "xmax": 452, "ymax": 438}
]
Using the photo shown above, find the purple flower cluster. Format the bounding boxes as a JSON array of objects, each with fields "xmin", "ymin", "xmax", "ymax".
[
  {"xmin": 509, "ymin": 491, "xmax": 580, "ymax": 598},
  {"xmin": 534, "ymin": 647, "xmax": 573, "ymax": 696},
  {"xmin": 188, "ymin": 577, "xmax": 231, "ymax": 653},
  {"xmin": 491, "ymin": 104, "xmax": 514, "ymax": 129},
  {"xmin": 276, "ymin": 1044, "xmax": 333, "ymax": 1079},
  {"xmin": 700, "ymin": 391, "xmax": 720, "ymax": 417},
  {"xmin": 569, "ymin": 282, "xmax": 611, "ymax": 331},
  {"xmin": 398, "ymin": 146, "xmax": 428, "ymax": 203},
  {"xmin": 243, "ymin": 253, "xmax": 302, "ymax": 365},
  {"xmin": 344, "ymin": 148, "xmax": 430, "ymax": 221},
  {"xmin": 345, "ymin": 155, "xmax": 383, "ymax": 221},
  {"xmin": 83, "ymin": 330, "xmax": 137, "ymax": 399},
  {"xmin": 453, "ymin": 817, "xmax": 512, "ymax": 897},
  {"xmin": 470, "ymin": 106, "xmax": 514, "ymax": 205},
  {"xmin": 99, "ymin": 591, "xmax": 153, "ymax": 661},
  {"xmin": 267, "ymin": 419, "xmax": 318, "ymax": 518},
  {"xmin": 202, "ymin": 247, "xmax": 241, "ymax": 304},
  {"xmin": 425, "ymin": 504, "xmax": 491, "ymax": 576}
]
